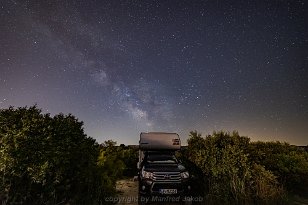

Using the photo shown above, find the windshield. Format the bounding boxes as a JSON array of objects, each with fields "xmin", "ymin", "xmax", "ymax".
[{"xmin": 146, "ymin": 154, "xmax": 177, "ymax": 164}]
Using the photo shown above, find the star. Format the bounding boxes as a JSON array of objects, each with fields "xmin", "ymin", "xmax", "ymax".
[{"xmin": 0, "ymin": 0, "xmax": 306, "ymax": 145}]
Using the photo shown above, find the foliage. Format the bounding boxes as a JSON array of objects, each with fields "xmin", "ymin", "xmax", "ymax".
[
  {"xmin": 250, "ymin": 163, "xmax": 285, "ymax": 204},
  {"xmin": 98, "ymin": 140, "xmax": 125, "ymax": 184},
  {"xmin": 248, "ymin": 141, "xmax": 308, "ymax": 195},
  {"xmin": 98, "ymin": 141, "xmax": 138, "ymax": 179},
  {"xmin": 183, "ymin": 131, "xmax": 286, "ymax": 204},
  {"xmin": 2, "ymin": 105, "xmax": 306, "ymax": 204},
  {"xmin": 120, "ymin": 147, "xmax": 139, "ymax": 177},
  {"xmin": 0, "ymin": 106, "xmax": 113, "ymax": 204}
]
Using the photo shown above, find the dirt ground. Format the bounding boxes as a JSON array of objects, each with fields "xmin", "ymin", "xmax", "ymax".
[{"xmin": 116, "ymin": 178, "xmax": 139, "ymax": 205}]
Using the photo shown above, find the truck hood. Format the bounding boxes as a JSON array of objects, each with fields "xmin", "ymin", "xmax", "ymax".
[{"xmin": 143, "ymin": 163, "xmax": 186, "ymax": 172}]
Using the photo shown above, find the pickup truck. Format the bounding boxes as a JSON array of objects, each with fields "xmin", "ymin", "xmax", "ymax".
[{"xmin": 137, "ymin": 132, "xmax": 191, "ymax": 204}]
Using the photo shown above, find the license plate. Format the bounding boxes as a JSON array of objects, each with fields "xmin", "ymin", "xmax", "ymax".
[{"xmin": 159, "ymin": 189, "xmax": 177, "ymax": 194}]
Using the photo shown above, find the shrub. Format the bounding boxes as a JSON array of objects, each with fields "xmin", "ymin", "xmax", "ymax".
[
  {"xmin": 184, "ymin": 131, "xmax": 286, "ymax": 204},
  {"xmin": 250, "ymin": 164, "xmax": 285, "ymax": 204},
  {"xmin": 248, "ymin": 142, "xmax": 308, "ymax": 196},
  {"xmin": 0, "ymin": 106, "xmax": 115, "ymax": 204}
]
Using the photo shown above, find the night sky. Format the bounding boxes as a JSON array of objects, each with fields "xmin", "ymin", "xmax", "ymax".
[{"xmin": 1, "ymin": 0, "xmax": 307, "ymax": 145}]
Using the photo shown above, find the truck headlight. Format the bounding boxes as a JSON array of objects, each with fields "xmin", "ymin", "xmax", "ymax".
[
  {"xmin": 141, "ymin": 170, "xmax": 153, "ymax": 179},
  {"xmin": 181, "ymin": 171, "xmax": 189, "ymax": 179}
]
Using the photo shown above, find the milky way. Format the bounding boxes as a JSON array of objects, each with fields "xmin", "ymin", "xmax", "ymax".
[{"xmin": 1, "ymin": 0, "xmax": 307, "ymax": 145}]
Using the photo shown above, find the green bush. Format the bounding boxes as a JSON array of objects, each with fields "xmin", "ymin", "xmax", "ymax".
[
  {"xmin": 98, "ymin": 141, "xmax": 138, "ymax": 179},
  {"xmin": 248, "ymin": 142, "xmax": 308, "ymax": 196},
  {"xmin": 250, "ymin": 163, "xmax": 285, "ymax": 204},
  {"xmin": 183, "ymin": 131, "xmax": 286, "ymax": 204},
  {"xmin": 121, "ymin": 147, "xmax": 138, "ymax": 177},
  {"xmin": 0, "ymin": 106, "xmax": 115, "ymax": 204}
]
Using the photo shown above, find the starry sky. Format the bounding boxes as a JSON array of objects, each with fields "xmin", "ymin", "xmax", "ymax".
[{"xmin": 1, "ymin": 0, "xmax": 307, "ymax": 145}]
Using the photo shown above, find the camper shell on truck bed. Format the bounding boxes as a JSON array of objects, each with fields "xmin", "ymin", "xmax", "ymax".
[
  {"xmin": 138, "ymin": 132, "xmax": 181, "ymax": 168},
  {"xmin": 137, "ymin": 132, "xmax": 191, "ymax": 204},
  {"xmin": 139, "ymin": 132, "xmax": 181, "ymax": 150}
]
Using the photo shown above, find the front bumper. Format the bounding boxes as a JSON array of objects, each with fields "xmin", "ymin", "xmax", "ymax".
[{"xmin": 139, "ymin": 178, "xmax": 191, "ymax": 196}]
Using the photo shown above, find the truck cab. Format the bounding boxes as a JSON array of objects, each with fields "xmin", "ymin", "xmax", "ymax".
[{"xmin": 137, "ymin": 132, "xmax": 191, "ymax": 204}]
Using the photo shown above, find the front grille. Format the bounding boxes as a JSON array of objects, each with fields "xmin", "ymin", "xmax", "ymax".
[{"xmin": 153, "ymin": 172, "xmax": 181, "ymax": 181}]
